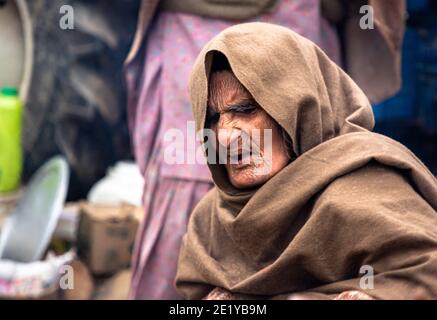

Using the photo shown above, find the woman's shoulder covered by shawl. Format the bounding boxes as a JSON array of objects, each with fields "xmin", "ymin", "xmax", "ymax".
[{"xmin": 306, "ymin": 161, "xmax": 437, "ymax": 299}]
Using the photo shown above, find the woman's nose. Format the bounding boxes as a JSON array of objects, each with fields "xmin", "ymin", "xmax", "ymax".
[{"xmin": 216, "ymin": 116, "xmax": 241, "ymax": 147}]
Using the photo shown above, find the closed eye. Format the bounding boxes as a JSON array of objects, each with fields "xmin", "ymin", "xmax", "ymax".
[
  {"xmin": 228, "ymin": 102, "xmax": 258, "ymax": 115},
  {"xmin": 206, "ymin": 101, "xmax": 258, "ymax": 126}
]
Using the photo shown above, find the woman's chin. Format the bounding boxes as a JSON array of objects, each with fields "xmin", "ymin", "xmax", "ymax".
[{"xmin": 227, "ymin": 169, "xmax": 269, "ymax": 189}]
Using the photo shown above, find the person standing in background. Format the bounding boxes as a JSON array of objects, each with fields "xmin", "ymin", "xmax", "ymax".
[{"xmin": 124, "ymin": 0, "xmax": 405, "ymax": 299}]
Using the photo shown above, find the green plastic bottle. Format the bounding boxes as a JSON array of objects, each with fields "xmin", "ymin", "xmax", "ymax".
[{"xmin": 0, "ymin": 87, "xmax": 23, "ymax": 193}]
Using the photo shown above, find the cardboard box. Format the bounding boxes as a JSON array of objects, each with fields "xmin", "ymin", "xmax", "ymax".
[{"xmin": 77, "ymin": 203, "xmax": 143, "ymax": 275}]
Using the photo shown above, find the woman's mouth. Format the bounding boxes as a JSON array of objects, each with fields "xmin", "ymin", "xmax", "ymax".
[{"xmin": 229, "ymin": 149, "xmax": 252, "ymax": 168}]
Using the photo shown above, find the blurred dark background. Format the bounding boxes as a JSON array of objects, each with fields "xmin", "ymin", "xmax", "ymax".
[
  {"xmin": 373, "ymin": 0, "xmax": 437, "ymax": 174},
  {"xmin": 21, "ymin": 0, "xmax": 139, "ymax": 200}
]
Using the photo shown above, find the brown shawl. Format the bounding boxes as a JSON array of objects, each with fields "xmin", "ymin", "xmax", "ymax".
[{"xmin": 175, "ymin": 22, "xmax": 437, "ymax": 300}]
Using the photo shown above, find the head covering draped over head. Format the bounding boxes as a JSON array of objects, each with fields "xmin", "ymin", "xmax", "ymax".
[{"xmin": 176, "ymin": 23, "xmax": 437, "ymax": 300}]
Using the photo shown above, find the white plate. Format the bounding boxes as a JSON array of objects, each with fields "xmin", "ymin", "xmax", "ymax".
[{"xmin": 0, "ymin": 156, "xmax": 69, "ymax": 262}]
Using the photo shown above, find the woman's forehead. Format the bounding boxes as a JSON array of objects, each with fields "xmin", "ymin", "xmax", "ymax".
[{"xmin": 208, "ymin": 70, "xmax": 252, "ymax": 112}]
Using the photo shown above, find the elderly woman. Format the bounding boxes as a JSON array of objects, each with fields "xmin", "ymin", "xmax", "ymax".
[
  {"xmin": 125, "ymin": 0, "xmax": 406, "ymax": 299},
  {"xmin": 175, "ymin": 22, "xmax": 437, "ymax": 300},
  {"xmin": 125, "ymin": 0, "xmax": 341, "ymax": 300}
]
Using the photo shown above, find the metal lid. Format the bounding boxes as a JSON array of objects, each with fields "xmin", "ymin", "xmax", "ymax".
[{"xmin": 0, "ymin": 156, "xmax": 70, "ymax": 262}]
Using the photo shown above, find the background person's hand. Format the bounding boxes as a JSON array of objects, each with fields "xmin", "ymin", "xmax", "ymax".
[
  {"xmin": 272, "ymin": 290, "xmax": 374, "ymax": 300},
  {"xmin": 203, "ymin": 287, "xmax": 258, "ymax": 300},
  {"xmin": 203, "ymin": 287, "xmax": 234, "ymax": 300},
  {"xmin": 333, "ymin": 291, "xmax": 374, "ymax": 300}
]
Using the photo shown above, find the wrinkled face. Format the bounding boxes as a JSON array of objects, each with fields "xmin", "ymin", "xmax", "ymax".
[{"xmin": 207, "ymin": 70, "xmax": 291, "ymax": 189}]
